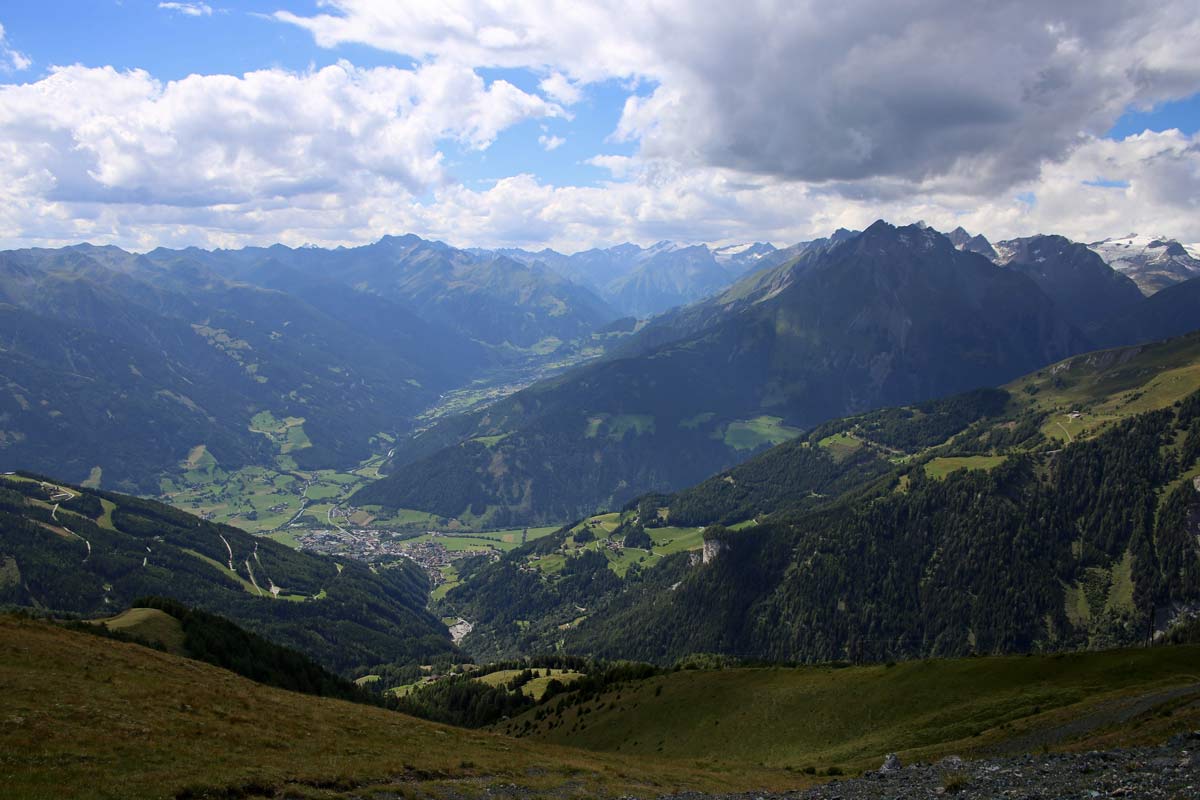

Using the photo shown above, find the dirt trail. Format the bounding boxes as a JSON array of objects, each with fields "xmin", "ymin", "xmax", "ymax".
[
  {"xmin": 243, "ymin": 559, "xmax": 265, "ymax": 597},
  {"xmin": 218, "ymin": 534, "xmax": 234, "ymax": 570}
]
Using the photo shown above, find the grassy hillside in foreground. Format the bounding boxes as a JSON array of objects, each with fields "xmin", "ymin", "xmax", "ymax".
[
  {"xmin": 501, "ymin": 646, "xmax": 1200, "ymax": 775},
  {"xmin": 0, "ymin": 616, "xmax": 794, "ymax": 800}
]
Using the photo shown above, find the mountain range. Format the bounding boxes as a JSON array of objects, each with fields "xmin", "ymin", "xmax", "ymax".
[
  {"xmin": 494, "ymin": 239, "xmax": 784, "ymax": 317},
  {"xmin": 1, "ymin": 231, "xmax": 813, "ymax": 493},
  {"xmin": 6, "ymin": 217, "xmax": 1200, "ymax": 798},
  {"xmin": 356, "ymin": 221, "xmax": 1200, "ymax": 525},
  {"xmin": 6, "ymin": 219, "xmax": 1199, "ymax": 518},
  {"xmin": 0, "ymin": 237, "xmax": 633, "ymax": 491},
  {"xmin": 1088, "ymin": 234, "xmax": 1200, "ymax": 295}
]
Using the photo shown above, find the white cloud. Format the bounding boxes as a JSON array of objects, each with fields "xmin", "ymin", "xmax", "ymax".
[
  {"xmin": 2, "ymin": 2, "xmax": 1200, "ymax": 252},
  {"xmin": 6, "ymin": 119, "xmax": 1197, "ymax": 254},
  {"xmin": 276, "ymin": 1, "xmax": 1200, "ymax": 193},
  {"xmin": 416, "ymin": 132, "xmax": 1200, "ymax": 250},
  {"xmin": 0, "ymin": 61, "xmax": 566, "ymax": 247},
  {"xmin": 0, "ymin": 61, "xmax": 560, "ymax": 207},
  {"xmin": 0, "ymin": 22, "xmax": 31, "ymax": 72},
  {"xmin": 158, "ymin": 2, "xmax": 214, "ymax": 17},
  {"xmin": 538, "ymin": 72, "xmax": 581, "ymax": 105},
  {"xmin": 538, "ymin": 134, "xmax": 565, "ymax": 151}
]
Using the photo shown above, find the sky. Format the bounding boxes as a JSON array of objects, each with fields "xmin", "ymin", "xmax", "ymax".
[{"xmin": 0, "ymin": 1, "xmax": 1198, "ymax": 252}]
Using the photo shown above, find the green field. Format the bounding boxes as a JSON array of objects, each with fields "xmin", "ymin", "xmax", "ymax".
[
  {"xmin": 159, "ymin": 433, "xmax": 417, "ymax": 535},
  {"xmin": 430, "ymin": 564, "xmax": 461, "ymax": 601},
  {"xmin": 924, "ymin": 455, "xmax": 1007, "ymax": 479},
  {"xmin": 476, "ymin": 668, "xmax": 586, "ymax": 699},
  {"xmin": 818, "ymin": 431, "xmax": 864, "ymax": 462},
  {"xmin": 1006, "ymin": 335, "xmax": 1200, "ymax": 444},
  {"xmin": 81, "ymin": 466, "xmax": 102, "ymax": 489},
  {"xmin": 181, "ymin": 548, "xmax": 265, "ymax": 596},
  {"xmin": 471, "ymin": 433, "xmax": 511, "ymax": 447},
  {"xmin": 96, "ymin": 498, "xmax": 117, "ymax": 530},
  {"xmin": 584, "ymin": 414, "xmax": 656, "ymax": 440},
  {"xmin": 248, "ymin": 411, "xmax": 312, "ymax": 454},
  {"xmin": 515, "ymin": 515, "xmax": 705, "ymax": 579},
  {"xmin": 502, "ymin": 645, "xmax": 1200, "ymax": 774},
  {"xmin": 402, "ymin": 532, "xmax": 517, "ymax": 552},
  {"xmin": 724, "ymin": 415, "xmax": 804, "ymax": 451},
  {"xmin": 646, "ymin": 525, "xmax": 706, "ymax": 554}
]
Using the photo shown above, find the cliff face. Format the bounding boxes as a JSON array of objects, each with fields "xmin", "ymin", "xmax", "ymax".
[{"xmin": 702, "ymin": 537, "xmax": 726, "ymax": 564}]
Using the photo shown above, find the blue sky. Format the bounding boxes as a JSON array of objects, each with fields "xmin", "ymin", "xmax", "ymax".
[
  {"xmin": 0, "ymin": 2, "xmax": 641, "ymax": 194},
  {"xmin": 1105, "ymin": 94, "xmax": 1200, "ymax": 140},
  {"xmin": 0, "ymin": 1, "xmax": 1198, "ymax": 250}
]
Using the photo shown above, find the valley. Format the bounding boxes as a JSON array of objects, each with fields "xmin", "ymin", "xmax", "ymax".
[
  {"xmin": 6, "ymin": 7, "xmax": 1200, "ymax": 797},
  {"xmin": 6, "ymin": 223, "xmax": 1200, "ymax": 799}
]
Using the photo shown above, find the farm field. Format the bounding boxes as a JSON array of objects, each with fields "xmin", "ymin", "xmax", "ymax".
[
  {"xmin": 818, "ymin": 431, "xmax": 865, "ymax": 461},
  {"xmin": 158, "ymin": 415, "xmax": 440, "ymax": 535},
  {"xmin": 403, "ymin": 526, "xmax": 562, "ymax": 555},
  {"xmin": 924, "ymin": 455, "xmax": 1007, "ymax": 479}
]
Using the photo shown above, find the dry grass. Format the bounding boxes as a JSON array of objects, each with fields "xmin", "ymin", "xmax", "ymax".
[{"xmin": 0, "ymin": 616, "xmax": 803, "ymax": 799}]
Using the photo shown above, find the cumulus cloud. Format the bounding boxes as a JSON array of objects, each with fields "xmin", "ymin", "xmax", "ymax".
[
  {"xmin": 416, "ymin": 131, "xmax": 1200, "ymax": 250},
  {"xmin": 538, "ymin": 73, "xmax": 582, "ymax": 105},
  {"xmin": 277, "ymin": 0, "xmax": 1200, "ymax": 193},
  {"xmin": 0, "ymin": 61, "xmax": 561, "ymax": 212},
  {"xmin": 6, "ymin": 120, "xmax": 1197, "ymax": 254},
  {"xmin": 2, "ymin": 2, "xmax": 1200, "ymax": 251},
  {"xmin": 0, "ymin": 22, "xmax": 31, "ymax": 71},
  {"xmin": 158, "ymin": 2, "xmax": 214, "ymax": 16}
]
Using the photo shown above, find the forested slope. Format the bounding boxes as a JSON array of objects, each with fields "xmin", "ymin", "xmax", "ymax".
[
  {"xmin": 440, "ymin": 334, "xmax": 1200, "ymax": 663},
  {"xmin": 0, "ymin": 473, "xmax": 453, "ymax": 672}
]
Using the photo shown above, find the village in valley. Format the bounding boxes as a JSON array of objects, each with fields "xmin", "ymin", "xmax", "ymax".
[{"xmin": 292, "ymin": 525, "xmax": 502, "ymax": 588}]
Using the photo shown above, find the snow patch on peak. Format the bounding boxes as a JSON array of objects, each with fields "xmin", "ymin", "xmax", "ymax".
[
  {"xmin": 1088, "ymin": 232, "xmax": 1200, "ymax": 295},
  {"xmin": 713, "ymin": 242, "xmax": 755, "ymax": 256},
  {"xmin": 711, "ymin": 241, "xmax": 777, "ymax": 264},
  {"xmin": 645, "ymin": 240, "xmax": 683, "ymax": 255}
]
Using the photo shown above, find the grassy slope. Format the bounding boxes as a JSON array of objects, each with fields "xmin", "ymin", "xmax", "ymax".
[
  {"xmin": 0, "ymin": 616, "xmax": 796, "ymax": 800},
  {"xmin": 502, "ymin": 647, "xmax": 1200, "ymax": 774},
  {"xmin": 95, "ymin": 607, "xmax": 187, "ymax": 655},
  {"xmin": 924, "ymin": 455, "xmax": 1006, "ymax": 479},
  {"xmin": 1006, "ymin": 334, "xmax": 1200, "ymax": 443},
  {"xmin": 514, "ymin": 515, "xmax": 706, "ymax": 580},
  {"xmin": 476, "ymin": 668, "xmax": 587, "ymax": 699}
]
